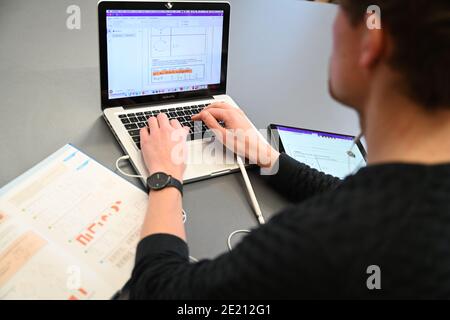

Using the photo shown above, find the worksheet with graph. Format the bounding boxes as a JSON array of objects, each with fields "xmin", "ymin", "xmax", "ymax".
[{"xmin": 0, "ymin": 145, "xmax": 148, "ymax": 300}]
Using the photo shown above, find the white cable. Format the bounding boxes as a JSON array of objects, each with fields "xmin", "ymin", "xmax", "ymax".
[
  {"xmin": 182, "ymin": 209, "xmax": 187, "ymax": 224},
  {"xmin": 116, "ymin": 156, "xmax": 187, "ymax": 223},
  {"xmin": 115, "ymin": 155, "xmax": 198, "ymax": 262},
  {"xmin": 225, "ymin": 157, "xmax": 266, "ymax": 252},
  {"xmin": 182, "ymin": 209, "xmax": 198, "ymax": 263},
  {"xmin": 115, "ymin": 155, "xmax": 145, "ymax": 179},
  {"xmin": 115, "ymin": 155, "xmax": 265, "ymax": 258},
  {"xmin": 227, "ymin": 230, "xmax": 251, "ymax": 251}
]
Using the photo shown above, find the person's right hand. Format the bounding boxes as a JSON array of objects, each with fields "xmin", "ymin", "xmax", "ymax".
[{"xmin": 192, "ymin": 102, "xmax": 280, "ymax": 168}]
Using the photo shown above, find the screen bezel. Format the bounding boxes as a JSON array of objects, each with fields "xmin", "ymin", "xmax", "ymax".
[
  {"xmin": 98, "ymin": 1, "xmax": 230, "ymax": 110},
  {"xmin": 269, "ymin": 124, "xmax": 367, "ymax": 160}
]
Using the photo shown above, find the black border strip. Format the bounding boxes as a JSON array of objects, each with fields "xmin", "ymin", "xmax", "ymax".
[{"xmin": 269, "ymin": 124, "xmax": 368, "ymax": 160}]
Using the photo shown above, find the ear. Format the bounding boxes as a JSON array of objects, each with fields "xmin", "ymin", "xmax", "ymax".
[{"xmin": 359, "ymin": 26, "xmax": 385, "ymax": 69}]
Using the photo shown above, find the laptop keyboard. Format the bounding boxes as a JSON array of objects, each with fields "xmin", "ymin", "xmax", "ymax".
[{"xmin": 119, "ymin": 103, "xmax": 221, "ymax": 150}]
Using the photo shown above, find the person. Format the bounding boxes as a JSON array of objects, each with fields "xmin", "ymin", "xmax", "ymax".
[{"xmin": 128, "ymin": 0, "xmax": 450, "ymax": 299}]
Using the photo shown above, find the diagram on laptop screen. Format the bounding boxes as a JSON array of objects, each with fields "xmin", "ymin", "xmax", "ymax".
[
  {"xmin": 106, "ymin": 10, "xmax": 224, "ymax": 99},
  {"xmin": 150, "ymin": 27, "xmax": 207, "ymax": 84}
]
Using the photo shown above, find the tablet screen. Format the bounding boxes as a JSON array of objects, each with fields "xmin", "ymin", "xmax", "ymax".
[{"xmin": 274, "ymin": 125, "xmax": 366, "ymax": 179}]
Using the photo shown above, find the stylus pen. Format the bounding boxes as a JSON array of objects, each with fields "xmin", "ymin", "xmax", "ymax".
[{"xmin": 237, "ymin": 156, "xmax": 265, "ymax": 225}]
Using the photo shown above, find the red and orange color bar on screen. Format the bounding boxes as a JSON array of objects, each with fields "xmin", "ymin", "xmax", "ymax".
[{"xmin": 152, "ymin": 69, "xmax": 193, "ymax": 76}]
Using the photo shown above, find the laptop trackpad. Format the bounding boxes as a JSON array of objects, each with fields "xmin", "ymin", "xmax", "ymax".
[{"xmin": 184, "ymin": 140, "xmax": 238, "ymax": 181}]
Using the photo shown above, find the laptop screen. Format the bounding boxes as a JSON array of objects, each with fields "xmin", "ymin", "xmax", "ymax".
[{"xmin": 106, "ymin": 10, "xmax": 225, "ymax": 100}]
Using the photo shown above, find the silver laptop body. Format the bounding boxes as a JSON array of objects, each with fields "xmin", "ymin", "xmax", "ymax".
[{"xmin": 98, "ymin": 1, "xmax": 240, "ymax": 185}]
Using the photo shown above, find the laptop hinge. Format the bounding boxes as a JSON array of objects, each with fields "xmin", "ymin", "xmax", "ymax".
[{"xmin": 121, "ymin": 96, "xmax": 215, "ymax": 110}]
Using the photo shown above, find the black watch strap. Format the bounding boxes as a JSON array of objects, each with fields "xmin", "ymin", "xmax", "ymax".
[{"xmin": 167, "ymin": 176, "xmax": 183, "ymax": 196}]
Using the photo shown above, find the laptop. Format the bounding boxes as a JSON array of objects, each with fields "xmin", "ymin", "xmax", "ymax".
[{"xmin": 98, "ymin": 1, "xmax": 240, "ymax": 185}]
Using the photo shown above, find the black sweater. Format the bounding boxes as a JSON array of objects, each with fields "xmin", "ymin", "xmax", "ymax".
[{"xmin": 129, "ymin": 153, "xmax": 450, "ymax": 299}]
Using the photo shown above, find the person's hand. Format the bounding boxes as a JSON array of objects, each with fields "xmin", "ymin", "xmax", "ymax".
[
  {"xmin": 192, "ymin": 102, "xmax": 280, "ymax": 168},
  {"xmin": 140, "ymin": 114, "xmax": 190, "ymax": 181}
]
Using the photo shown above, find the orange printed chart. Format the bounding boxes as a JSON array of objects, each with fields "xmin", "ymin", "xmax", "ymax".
[
  {"xmin": 0, "ymin": 212, "xmax": 6, "ymax": 224},
  {"xmin": 0, "ymin": 231, "xmax": 47, "ymax": 288},
  {"xmin": 0, "ymin": 145, "xmax": 150, "ymax": 299},
  {"xmin": 68, "ymin": 287, "xmax": 90, "ymax": 300},
  {"xmin": 75, "ymin": 200, "xmax": 123, "ymax": 247}
]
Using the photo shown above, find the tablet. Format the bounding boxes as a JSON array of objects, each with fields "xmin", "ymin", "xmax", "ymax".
[{"xmin": 269, "ymin": 124, "xmax": 367, "ymax": 179}]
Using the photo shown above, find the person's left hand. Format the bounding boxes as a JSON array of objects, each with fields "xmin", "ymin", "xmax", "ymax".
[{"xmin": 140, "ymin": 113, "xmax": 190, "ymax": 181}]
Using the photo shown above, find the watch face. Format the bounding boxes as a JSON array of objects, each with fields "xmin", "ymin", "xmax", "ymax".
[{"xmin": 148, "ymin": 173, "xmax": 171, "ymax": 190}]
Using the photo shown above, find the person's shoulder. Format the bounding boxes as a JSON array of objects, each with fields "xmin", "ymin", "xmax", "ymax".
[
  {"xmin": 267, "ymin": 168, "xmax": 415, "ymax": 248},
  {"xmin": 263, "ymin": 164, "xmax": 450, "ymax": 299},
  {"xmin": 268, "ymin": 161, "xmax": 450, "ymax": 238}
]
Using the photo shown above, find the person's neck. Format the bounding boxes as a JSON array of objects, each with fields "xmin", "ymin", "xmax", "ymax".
[{"xmin": 361, "ymin": 85, "xmax": 450, "ymax": 166}]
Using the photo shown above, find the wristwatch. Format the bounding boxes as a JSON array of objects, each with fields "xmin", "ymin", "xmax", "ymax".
[{"xmin": 147, "ymin": 172, "xmax": 183, "ymax": 196}]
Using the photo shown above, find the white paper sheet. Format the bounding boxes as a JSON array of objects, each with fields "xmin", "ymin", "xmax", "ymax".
[{"xmin": 0, "ymin": 145, "xmax": 148, "ymax": 300}]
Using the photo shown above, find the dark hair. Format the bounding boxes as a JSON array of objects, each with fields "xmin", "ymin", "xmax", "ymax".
[{"xmin": 339, "ymin": 0, "xmax": 450, "ymax": 109}]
